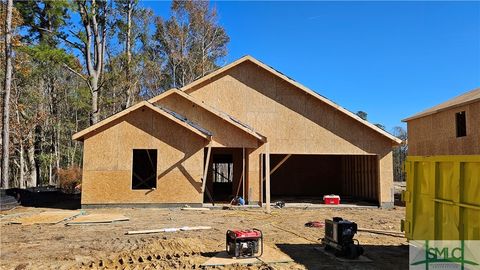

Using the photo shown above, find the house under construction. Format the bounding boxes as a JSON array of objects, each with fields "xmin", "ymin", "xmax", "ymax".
[{"xmin": 73, "ymin": 56, "xmax": 401, "ymax": 208}]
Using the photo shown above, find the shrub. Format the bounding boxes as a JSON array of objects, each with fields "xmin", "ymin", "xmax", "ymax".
[{"xmin": 58, "ymin": 166, "xmax": 82, "ymax": 194}]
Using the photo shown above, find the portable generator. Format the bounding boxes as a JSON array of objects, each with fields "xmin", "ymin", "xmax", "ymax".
[
  {"xmin": 321, "ymin": 217, "xmax": 364, "ymax": 259},
  {"xmin": 226, "ymin": 229, "xmax": 263, "ymax": 258}
]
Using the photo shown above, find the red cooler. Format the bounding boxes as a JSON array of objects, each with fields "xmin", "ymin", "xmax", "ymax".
[{"xmin": 323, "ymin": 194, "xmax": 340, "ymax": 205}]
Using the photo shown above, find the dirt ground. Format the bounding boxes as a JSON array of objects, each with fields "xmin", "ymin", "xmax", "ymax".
[{"xmin": 0, "ymin": 206, "xmax": 408, "ymax": 270}]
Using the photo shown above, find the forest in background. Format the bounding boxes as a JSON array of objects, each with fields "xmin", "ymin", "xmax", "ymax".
[
  {"xmin": 1, "ymin": 0, "xmax": 406, "ymax": 191},
  {"xmin": 1, "ymin": 0, "xmax": 229, "ymax": 189}
]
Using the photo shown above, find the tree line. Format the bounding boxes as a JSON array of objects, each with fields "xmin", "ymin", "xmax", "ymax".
[
  {"xmin": 356, "ymin": 111, "xmax": 407, "ymax": 182},
  {"xmin": 1, "ymin": 0, "xmax": 229, "ymax": 189}
]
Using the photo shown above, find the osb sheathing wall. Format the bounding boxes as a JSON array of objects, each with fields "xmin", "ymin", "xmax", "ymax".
[
  {"xmin": 81, "ymin": 107, "xmax": 208, "ymax": 205},
  {"xmin": 154, "ymin": 92, "xmax": 260, "ymax": 149},
  {"xmin": 184, "ymin": 61, "xmax": 395, "ymax": 205},
  {"xmin": 407, "ymin": 101, "xmax": 480, "ymax": 156}
]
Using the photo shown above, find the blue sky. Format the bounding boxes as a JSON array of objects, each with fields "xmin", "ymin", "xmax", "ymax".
[{"xmin": 145, "ymin": 1, "xmax": 480, "ymax": 133}]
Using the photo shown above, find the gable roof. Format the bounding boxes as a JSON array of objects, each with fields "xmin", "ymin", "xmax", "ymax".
[
  {"xmin": 72, "ymin": 101, "xmax": 212, "ymax": 141},
  {"xmin": 180, "ymin": 55, "xmax": 402, "ymax": 144},
  {"xmin": 402, "ymin": 88, "xmax": 480, "ymax": 122},
  {"xmin": 149, "ymin": 89, "xmax": 267, "ymax": 142}
]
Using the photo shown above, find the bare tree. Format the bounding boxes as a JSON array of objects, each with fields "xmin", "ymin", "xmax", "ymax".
[
  {"xmin": 123, "ymin": 0, "xmax": 134, "ymax": 107},
  {"xmin": 154, "ymin": 0, "xmax": 229, "ymax": 89},
  {"xmin": 1, "ymin": 0, "xmax": 13, "ymax": 188},
  {"xmin": 393, "ymin": 126, "xmax": 408, "ymax": 182},
  {"xmin": 74, "ymin": 0, "xmax": 109, "ymax": 125}
]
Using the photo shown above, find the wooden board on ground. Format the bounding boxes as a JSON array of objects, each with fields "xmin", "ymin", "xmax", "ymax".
[
  {"xmin": 201, "ymin": 245, "xmax": 293, "ymax": 267},
  {"xmin": 126, "ymin": 226, "xmax": 211, "ymax": 235},
  {"xmin": 314, "ymin": 247, "xmax": 372, "ymax": 262},
  {"xmin": 181, "ymin": 207, "xmax": 210, "ymax": 211},
  {"xmin": 66, "ymin": 214, "xmax": 129, "ymax": 225},
  {"xmin": 10, "ymin": 211, "xmax": 83, "ymax": 225}
]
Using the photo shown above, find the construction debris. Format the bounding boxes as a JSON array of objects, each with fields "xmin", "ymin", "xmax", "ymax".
[
  {"xmin": 66, "ymin": 214, "xmax": 129, "ymax": 226},
  {"xmin": 274, "ymin": 201, "xmax": 285, "ymax": 208},
  {"xmin": 126, "ymin": 226, "xmax": 211, "ymax": 235},
  {"xmin": 10, "ymin": 210, "xmax": 83, "ymax": 225},
  {"xmin": 305, "ymin": 221, "xmax": 324, "ymax": 227},
  {"xmin": 0, "ymin": 190, "xmax": 19, "ymax": 211}
]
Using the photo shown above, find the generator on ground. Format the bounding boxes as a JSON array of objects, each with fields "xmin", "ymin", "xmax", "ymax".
[
  {"xmin": 321, "ymin": 217, "xmax": 364, "ymax": 259},
  {"xmin": 226, "ymin": 229, "xmax": 263, "ymax": 258}
]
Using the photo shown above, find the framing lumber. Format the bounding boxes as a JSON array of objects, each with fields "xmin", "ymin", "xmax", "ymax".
[
  {"xmin": 242, "ymin": 148, "xmax": 245, "ymax": 199},
  {"xmin": 270, "ymin": 154, "xmax": 292, "ymax": 176},
  {"xmin": 235, "ymin": 168, "xmax": 244, "ymax": 198},
  {"xmin": 126, "ymin": 226, "xmax": 211, "ymax": 235},
  {"xmin": 265, "ymin": 142, "xmax": 271, "ymax": 213},
  {"xmin": 201, "ymin": 141, "xmax": 213, "ymax": 193},
  {"xmin": 260, "ymin": 154, "xmax": 264, "ymax": 205}
]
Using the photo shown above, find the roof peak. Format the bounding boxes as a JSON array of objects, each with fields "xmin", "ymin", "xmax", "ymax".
[
  {"xmin": 403, "ymin": 87, "xmax": 480, "ymax": 122},
  {"xmin": 177, "ymin": 55, "xmax": 401, "ymax": 144}
]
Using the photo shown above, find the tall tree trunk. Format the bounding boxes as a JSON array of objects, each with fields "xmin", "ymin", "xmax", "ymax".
[
  {"xmin": 1, "ymin": 0, "xmax": 14, "ymax": 189},
  {"xmin": 91, "ymin": 77, "xmax": 99, "ymax": 124},
  {"xmin": 77, "ymin": 0, "xmax": 107, "ymax": 125},
  {"xmin": 55, "ymin": 124, "xmax": 60, "ymax": 186},
  {"xmin": 48, "ymin": 156, "xmax": 53, "ymax": 186},
  {"xmin": 124, "ymin": 0, "xmax": 133, "ymax": 108},
  {"xmin": 19, "ymin": 142, "xmax": 25, "ymax": 188},
  {"xmin": 27, "ymin": 131, "xmax": 37, "ymax": 187}
]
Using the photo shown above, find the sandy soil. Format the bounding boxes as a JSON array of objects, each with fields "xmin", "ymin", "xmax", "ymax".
[{"xmin": 0, "ymin": 206, "xmax": 408, "ymax": 270}]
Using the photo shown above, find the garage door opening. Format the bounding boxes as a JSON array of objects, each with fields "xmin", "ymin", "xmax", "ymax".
[{"xmin": 262, "ymin": 154, "xmax": 379, "ymax": 206}]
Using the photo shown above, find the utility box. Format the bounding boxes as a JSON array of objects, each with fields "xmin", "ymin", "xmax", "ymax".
[{"xmin": 402, "ymin": 155, "xmax": 480, "ymax": 240}]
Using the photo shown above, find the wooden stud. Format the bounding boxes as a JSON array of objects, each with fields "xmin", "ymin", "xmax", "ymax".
[
  {"xmin": 242, "ymin": 148, "xmax": 245, "ymax": 199},
  {"xmin": 270, "ymin": 154, "xmax": 292, "ymax": 176},
  {"xmin": 260, "ymin": 154, "xmax": 264, "ymax": 205},
  {"xmin": 265, "ymin": 142, "xmax": 271, "ymax": 213},
  {"xmin": 201, "ymin": 141, "xmax": 213, "ymax": 193}
]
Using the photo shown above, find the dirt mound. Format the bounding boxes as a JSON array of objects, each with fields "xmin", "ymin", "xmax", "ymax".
[{"xmin": 77, "ymin": 238, "xmax": 206, "ymax": 269}]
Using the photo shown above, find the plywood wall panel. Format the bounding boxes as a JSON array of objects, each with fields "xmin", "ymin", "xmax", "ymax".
[
  {"xmin": 83, "ymin": 121, "xmax": 120, "ymax": 171},
  {"xmin": 155, "ymin": 93, "xmax": 259, "ymax": 149},
  {"xmin": 184, "ymin": 61, "xmax": 396, "ymax": 205},
  {"xmin": 81, "ymin": 106, "xmax": 207, "ymax": 205},
  {"xmin": 408, "ymin": 101, "xmax": 480, "ymax": 156}
]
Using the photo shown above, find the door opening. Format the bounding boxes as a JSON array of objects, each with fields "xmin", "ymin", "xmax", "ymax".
[{"xmin": 212, "ymin": 154, "xmax": 234, "ymax": 201}]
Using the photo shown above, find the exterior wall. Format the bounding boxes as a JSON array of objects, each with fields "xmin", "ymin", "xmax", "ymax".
[
  {"xmin": 154, "ymin": 93, "xmax": 260, "ymax": 149},
  {"xmin": 407, "ymin": 101, "xmax": 480, "ymax": 156},
  {"xmin": 184, "ymin": 61, "xmax": 395, "ymax": 206},
  {"xmin": 81, "ymin": 107, "xmax": 208, "ymax": 206}
]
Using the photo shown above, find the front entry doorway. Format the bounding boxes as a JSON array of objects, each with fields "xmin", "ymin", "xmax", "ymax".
[{"xmin": 203, "ymin": 148, "xmax": 247, "ymax": 203}]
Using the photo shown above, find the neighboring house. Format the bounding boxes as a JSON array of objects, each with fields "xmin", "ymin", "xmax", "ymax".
[
  {"xmin": 403, "ymin": 88, "xmax": 480, "ymax": 155},
  {"xmin": 402, "ymin": 88, "xmax": 480, "ymax": 240},
  {"xmin": 73, "ymin": 56, "xmax": 401, "ymax": 209}
]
